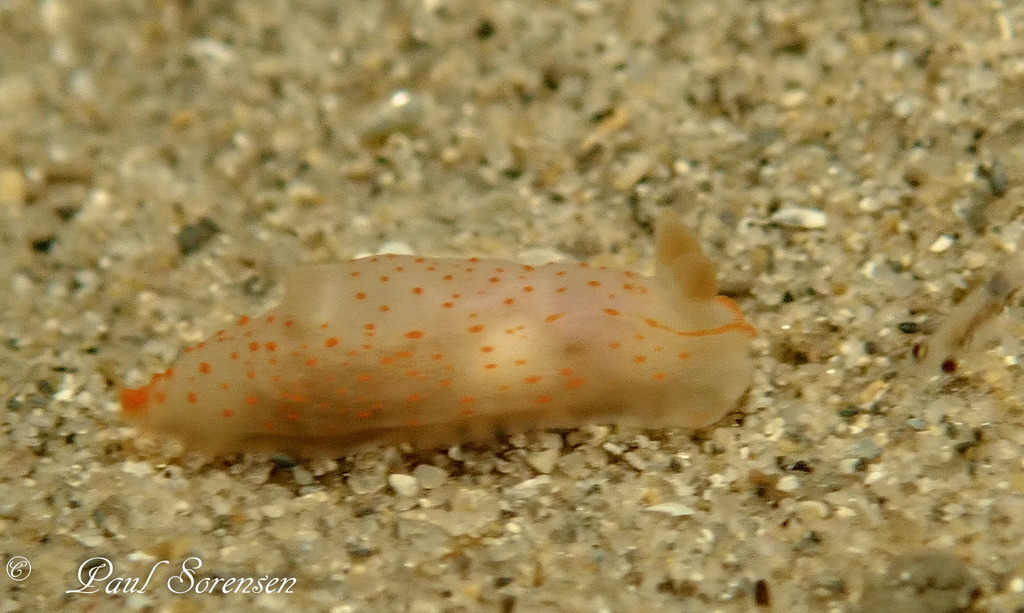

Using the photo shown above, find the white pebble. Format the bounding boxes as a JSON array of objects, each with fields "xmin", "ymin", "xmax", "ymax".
[
  {"xmin": 795, "ymin": 500, "xmax": 829, "ymax": 520},
  {"xmin": 121, "ymin": 461, "xmax": 155, "ymax": 477},
  {"xmin": 602, "ymin": 442, "xmax": 626, "ymax": 456},
  {"xmin": 839, "ymin": 458, "xmax": 862, "ymax": 474},
  {"xmin": 646, "ymin": 502, "xmax": 696, "ymax": 517},
  {"xmin": 527, "ymin": 448, "xmax": 559, "ymax": 474},
  {"xmin": 262, "ymin": 503, "xmax": 285, "ymax": 519},
  {"xmin": 623, "ymin": 451, "xmax": 648, "ymax": 472},
  {"xmin": 291, "ymin": 466, "xmax": 314, "ymax": 486},
  {"xmin": 770, "ymin": 205, "xmax": 828, "ymax": 229},
  {"xmin": 388, "ymin": 473, "xmax": 420, "ymax": 497},
  {"xmin": 412, "ymin": 464, "xmax": 447, "ymax": 489},
  {"xmin": 376, "ymin": 241, "xmax": 416, "ymax": 256},
  {"xmin": 928, "ymin": 234, "xmax": 955, "ymax": 253},
  {"xmin": 310, "ymin": 458, "xmax": 339, "ymax": 476},
  {"xmin": 506, "ymin": 475, "xmax": 551, "ymax": 499},
  {"xmin": 776, "ymin": 475, "xmax": 800, "ymax": 492}
]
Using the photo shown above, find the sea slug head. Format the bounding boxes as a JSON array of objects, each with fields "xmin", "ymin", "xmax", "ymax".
[{"xmin": 120, "ymin": 369, "xmax": 173, "ymax": 426}]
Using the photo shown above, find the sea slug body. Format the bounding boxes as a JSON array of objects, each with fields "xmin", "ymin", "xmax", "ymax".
[{"xmin": 121, "ymin": 212, "xmax": 756, "ymax": 457}]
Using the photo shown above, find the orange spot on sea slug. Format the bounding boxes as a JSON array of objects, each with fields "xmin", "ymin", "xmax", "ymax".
[{"xmin": 120, "ymin": 387, "xmax": 150, "ymax": 415}]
